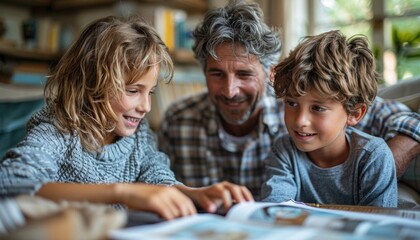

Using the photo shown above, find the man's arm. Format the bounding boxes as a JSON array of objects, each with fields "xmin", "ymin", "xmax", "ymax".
[{"xmin": 387, "ymin": 134, "xmax": 420, "ymax": 178}]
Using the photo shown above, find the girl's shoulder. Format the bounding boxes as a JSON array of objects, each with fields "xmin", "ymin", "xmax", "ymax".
[{"xmin": 23, "ymin": 106, "xmax": 73, "ymax": 150}]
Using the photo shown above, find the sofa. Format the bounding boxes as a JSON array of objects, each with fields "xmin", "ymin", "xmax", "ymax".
[
  {"xmin": 378, "ymin": 76, "xmax": 420, "ymax": 207},
  {"xmin": 0, "ymin": 83, "xmax": 44, "ymax": 157}
]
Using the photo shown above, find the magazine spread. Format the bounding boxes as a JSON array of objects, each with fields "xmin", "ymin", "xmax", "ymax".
[
  {"xmin": 110, "ymin": 200, "xmax": 420, "ymax": 240},
  {"xmin": 227, "ymin": 200, "xmax": 420, "ymax": 239}
]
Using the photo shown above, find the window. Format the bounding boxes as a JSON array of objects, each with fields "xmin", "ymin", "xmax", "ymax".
[{"xmin": 310, "ymin": 0, "xmax": 420, "ymax": 85}]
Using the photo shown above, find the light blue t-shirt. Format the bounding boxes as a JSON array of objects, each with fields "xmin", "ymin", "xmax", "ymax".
[{"xmin": 260, "ymin": 127, "xmax": 398, "ymax": 207}]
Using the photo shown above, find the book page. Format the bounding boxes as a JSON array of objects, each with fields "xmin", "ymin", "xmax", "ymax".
[
  {"xmin": 226, "ymin": 200, "xmax": 420, "ymax": 239},
  {"xmin": 110, "ymin": 201, "xmax": 420, "ymax": 239},
  {"xmin": 110, "ymin": 213, "xmax": 377, "ymax": 240}
]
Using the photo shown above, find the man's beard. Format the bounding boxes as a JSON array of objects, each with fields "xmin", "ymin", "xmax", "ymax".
[{"xmin": 218, "ymin": 93, "xmax": 261, "ymax": 125}]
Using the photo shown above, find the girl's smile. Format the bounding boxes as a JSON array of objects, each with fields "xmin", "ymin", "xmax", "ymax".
[{"xmin": 105, "ymin": 66, "xmax": 159, "ymax": 144}]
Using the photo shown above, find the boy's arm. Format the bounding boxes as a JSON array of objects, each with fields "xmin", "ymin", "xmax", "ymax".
[
  {"xmin": 356, "ymin": 97, "xmax": 420, "ymax": 176},
  {"xmin": 260, "ymin": 136, "xmax": 298, "ymax": 203},
  {"xmin": 358, "ymin": 140, "xmax": 398, "ymax": 207}
]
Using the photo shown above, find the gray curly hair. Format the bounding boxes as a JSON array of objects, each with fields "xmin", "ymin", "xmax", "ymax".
[{"xmin": 192, "ymin": 0, "xmax": 281, "ymax": 74}]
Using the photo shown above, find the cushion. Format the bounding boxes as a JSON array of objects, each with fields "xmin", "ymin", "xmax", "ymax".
[
  {"xmin": 378, "ymin": 76, "xmax": 420, "ymax": 201},
  {"xmin": 400, "ymin": 156, "xmax": 420, "ymax": 197},
  {"xmin": 378, "ymin": 76, "xmax": 420, "ymax": 112},
  {"xmin": 398, "ymin": 181, "xmax": 420, "ymax": 208}
]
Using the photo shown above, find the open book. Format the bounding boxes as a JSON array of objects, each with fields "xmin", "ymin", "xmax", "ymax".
[{"xmin": 110, "ymin": 200, "xmax": 420, "ymax": 240}]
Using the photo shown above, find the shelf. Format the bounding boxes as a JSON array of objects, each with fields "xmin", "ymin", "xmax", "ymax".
[
  {"xmin": 0, "ymin": 43, "xmax": 196, "ymax": 65},
  {"xmin": 0, "ymin": 44, "xmax": 60, "ymax": 62},
  {"xmin": 171, "ymin": 49, "xmax": 198, "ymax": 65},
  {"xmin": 0, "ymin": 0, "xmax": 50, "ymax": 8},
  {"xmin": 138, "ymin": 0, "xmax": 207, "ymax": 13},
  {"xmin": 0, "ymin": 0, "xmax": 206, "ymax": 63},
  {"xmin": 51, "ymin": 0, "xmax": 118, "ymax": 11},
  {"xmin": 0, "ymin": 0, "xmax": 208, "ymax": 13}
]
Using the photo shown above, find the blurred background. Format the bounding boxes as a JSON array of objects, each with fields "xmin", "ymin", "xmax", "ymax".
[{"xmin": 268, "ymin": 0, "xmax": 420, "ymax": 85}]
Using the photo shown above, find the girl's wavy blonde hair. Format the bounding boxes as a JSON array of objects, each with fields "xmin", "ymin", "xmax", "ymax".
[
  {"xmin": 273, "ymin": 30, "xmax": 378, "ymax": 114},
  {"xmin": 45, "ymin": 15, "xmax": 173, "ymax": 152}
]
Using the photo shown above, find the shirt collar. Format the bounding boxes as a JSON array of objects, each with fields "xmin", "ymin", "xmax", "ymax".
[{"xmin": 260, "ymin": 94, "xmax": 283, "ymax": 136}]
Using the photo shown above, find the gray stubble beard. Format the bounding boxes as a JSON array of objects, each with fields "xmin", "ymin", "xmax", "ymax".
[{"xmin": 219, "ymin": 92, "xmax": 261, "ymax": 126}]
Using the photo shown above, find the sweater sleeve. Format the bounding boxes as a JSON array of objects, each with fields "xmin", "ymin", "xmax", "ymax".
[
  {"xmin": 135, "ymin": 120, "xmax": 181, "ymax": 186},
  {"xmin": 0, "ymin": 122, "xmax": 66, "ymax": 197}
]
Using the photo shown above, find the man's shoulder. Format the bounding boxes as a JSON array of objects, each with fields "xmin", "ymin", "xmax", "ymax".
[
  {"xmin": 369, "ymin": 96, "xmax": 411, "ymax": 113},
  {"xmin": 163, "ymin": 92, "xmax": 212, "ymax": 120}
]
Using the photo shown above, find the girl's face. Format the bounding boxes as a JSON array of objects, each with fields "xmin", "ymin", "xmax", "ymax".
[
  {"xmin": 284, "ymin": 89, "xmax": 350, "ymax": 167},
  {"xmin": 105, "ymin": 66, "xmax": 158, "ymax": 144}
]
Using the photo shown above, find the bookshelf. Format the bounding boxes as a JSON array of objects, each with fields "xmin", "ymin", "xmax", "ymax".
[
  {"xmin": 0, "ymin": 0, "xmax": 208, "ymax": 129},
  {"xmin": 0, "ymin": 44, "xmax": 59, "ymax": 62},
  {"xmin": 0, "ymin": 0, "xmax": 208, "ymax": 63},
  {"xmin": 0, "ymin": 0, "xmax": 207, "ymax": 13}
]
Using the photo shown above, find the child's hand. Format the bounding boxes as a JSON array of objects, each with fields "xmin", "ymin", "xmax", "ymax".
[
  {"xmin": 176, "ymin": 181, "xmax": 254, "ymax": 213},
  {"xmin": 115, "ymin": 183, "xmax": 196, "ymax": 220}
]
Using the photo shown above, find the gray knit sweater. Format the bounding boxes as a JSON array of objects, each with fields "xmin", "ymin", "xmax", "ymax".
[{"xmin": 0, "ymin": 106, "xmax": 180, "ymax": 197}]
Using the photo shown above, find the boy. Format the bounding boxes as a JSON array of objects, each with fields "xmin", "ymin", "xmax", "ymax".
[{"xmin": 260, "ymin": 30, "xmax": 397, "ymax": 207}]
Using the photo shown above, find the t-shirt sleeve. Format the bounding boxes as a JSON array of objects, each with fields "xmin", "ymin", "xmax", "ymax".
[
  {"xmin": 357, "ymin": 137, "xmax": 398, "ymax": 207},
  {"xmin": 260, "ymin": 135, "xmax": 298, "ymax": 202}
]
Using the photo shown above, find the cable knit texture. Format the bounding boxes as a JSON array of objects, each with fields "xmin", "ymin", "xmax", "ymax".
[{"xmin": 0, "ymin": 106, "xmax": 180, "ymax": 197}]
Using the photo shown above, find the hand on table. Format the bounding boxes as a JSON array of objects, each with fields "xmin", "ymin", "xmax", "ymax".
[
  {"xmin": 116, "ymin": 183, "xmax": 196, "ymax": 220},
  {"xmin": 176, "ymin": 181, "xmax": 254, "ymax": 213}
]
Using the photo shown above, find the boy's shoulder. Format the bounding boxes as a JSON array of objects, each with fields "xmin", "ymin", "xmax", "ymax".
[
  {"xmin": 346, "ymin": 127, "xmax": 389, "ymax": 153},
  {"xmin": 272, "ymin": 133, "xmax": 296, "ymax": 151}
]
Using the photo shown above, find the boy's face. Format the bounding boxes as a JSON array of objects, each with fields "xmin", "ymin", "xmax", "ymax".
[
  {"xmin": 105, "ymin": 66, "xmax": 158, "ymax": 144},
  {"xmin": 205, "ymin": 43, "xmax": 266, "ymax": 126},
  {"xmin": 284, "ymin": 89, "xmax": 350, "ymax": 167}
]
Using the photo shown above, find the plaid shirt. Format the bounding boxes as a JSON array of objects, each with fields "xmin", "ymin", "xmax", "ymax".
[{"xmin": 158, "ymin": 92, "xmax": 419, "ymax": 199}]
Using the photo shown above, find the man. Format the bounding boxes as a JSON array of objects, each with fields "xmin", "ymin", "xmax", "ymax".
[{"xmin": 158, "ymin": 0, "xmax": 420, "ymax": 199}]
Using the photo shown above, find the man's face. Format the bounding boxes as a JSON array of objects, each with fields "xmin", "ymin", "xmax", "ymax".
[{"xmin": 205, "ymin": 43, "xmax": 266, "ymax": 126}]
